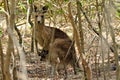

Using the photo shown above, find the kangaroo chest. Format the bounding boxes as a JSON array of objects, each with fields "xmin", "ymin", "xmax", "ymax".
[
  {"xmin": 35, "ymin": 26, "xmax": 44, "ymax": 47},
  {"xmin": 35, "ymin": 26, "xmax": 51, "ymax": 49}
]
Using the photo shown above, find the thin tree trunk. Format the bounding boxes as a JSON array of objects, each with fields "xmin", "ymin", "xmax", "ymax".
[
  {"xmin": 3, "ymin": 0, "xmax": 13, "ymax": 80},
  {"xmin": 2, "ymin": 0, "xmax": 26, "ymax": 80},
  {"xmin": 76, "ymin": 0, "xmax": 92, "ymax": 80},
  {"xmin": 103, "ymin": 1, "xmax": 111, "ymax": 78},
  {"xmin": 0, "ymin": 39, "xmax": 5, "ymax": 80},
  {"xmin": 5, "ymin": 0, "xmax": 28, "ymax": 80},
  {"xmin": 68, "ymin": 2, "xmax": 92, "ymax": 80},
  {"xmin": 104, "ymin": 4, "xmax": 120, "ymax": 80},
  {"xmin": 26, "ymin": 0, "xmax": 34, "ymax": 52},
  {"xmin": 95, "ymin": 0, "xmax": 106, "ymax": 80}
]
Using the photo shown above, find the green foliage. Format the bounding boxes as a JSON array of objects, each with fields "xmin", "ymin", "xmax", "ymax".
[
  {"xmin": 0, "ymin": 2, "xmax": 4, "ymax": 7},
  {"xmin": 29, "ymin": 0, "xmax": 33, "ymax": 4},
  {"xmin": 0, "ymin": 2, "xmax": 4, "ymax": 13},
  {"xmin": 77, "ymin": 1, "xmax": 82, "ymax": 7},
  {"xmin": 64, "ymin": 0, "xmax": 69, "ymax": 2},
  {"xmin": 117, "ymin": 8, "xmax": 120, "ymax": 17},
  {"xmin": 56, "ymin": 9, "xmax": 64, "ymax": 14},
  {"xmin": 18, "ymin": 1, "xmax": 27, "ymax": 13},
  {"xmin": 44, "ymin": 1, "xmax": 53, "ymax": 9},
  {"xmin": 0, "ymin": 7, "xmax": 4, "ymax": 14},
  {"xmin": 0, "ymin": 28, "xmax": 2, "ymax": 37}
]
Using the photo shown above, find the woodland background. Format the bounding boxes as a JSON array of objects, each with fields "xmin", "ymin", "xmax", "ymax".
[{"xmin": 0, "ymin": 0, "xmax": 120, "ymax": 80}]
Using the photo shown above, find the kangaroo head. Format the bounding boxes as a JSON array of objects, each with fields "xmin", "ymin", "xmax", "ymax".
[{"xmin": 34, "ymin": 5, "xmax": 48, "ymax": 24}]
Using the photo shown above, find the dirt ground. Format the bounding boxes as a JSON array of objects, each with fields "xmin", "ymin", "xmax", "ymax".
[{"xmin": 0, "ymin": 14, "xmax": 118, "ymax": 80}]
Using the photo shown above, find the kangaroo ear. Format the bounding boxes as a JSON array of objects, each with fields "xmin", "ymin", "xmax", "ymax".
[
  {"xmin": 33, "ymin": 5, "xmax": 37, "ymax": 12},
  {"xmin": 42, "ymin": 6, "xmax": 48, "ymax": 13}
]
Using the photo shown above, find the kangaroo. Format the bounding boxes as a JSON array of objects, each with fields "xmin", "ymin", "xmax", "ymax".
[
  {"xmin": 33, "ymin": 5, "xmax": 70, "ymax": 54},
  {"xmin": 33, "ymin": 5, "xmax": 80, "ymax": 77},
  {"xmin": 40, "ymin": 38, "xmax": 79, "ymax": 78}
]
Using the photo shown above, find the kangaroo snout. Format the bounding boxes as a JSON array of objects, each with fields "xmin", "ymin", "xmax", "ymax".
[
  {"xmin": 36, "ymin": 16, "xmax": 42, "ymax": 24},
  {"xmin": 37, "ymin": 21, "xmax": 40, "ymax": 24}
]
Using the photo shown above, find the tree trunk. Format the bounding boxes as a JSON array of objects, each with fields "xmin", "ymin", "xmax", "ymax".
[
  {"xmin": 68, "ymin": 2, "xmax": 92, "ymax": 80},
  {"xmin": 0, "ymin": 39, "xmax": 5, "ymax": 80},
  {"xmin": 3, "ymin": 0, "xmax": 13, "ymax": 80},
  {"xmin": 2, "ymin": 0, "xmax": 28, "ymax": 80},
  {"xmin": 104, "ymin": 5, "xmax": 120, "ymax": 80}
]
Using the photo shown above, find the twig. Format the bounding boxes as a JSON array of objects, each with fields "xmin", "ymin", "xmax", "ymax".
[{"xmin": 0, "ymin": 7, "xmax": 10, "ymax": 17}]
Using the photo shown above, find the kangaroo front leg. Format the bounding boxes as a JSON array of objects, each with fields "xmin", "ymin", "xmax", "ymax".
[{"xmin": 35, "ymin": 39, "xmax": 39, "ymax": 54}]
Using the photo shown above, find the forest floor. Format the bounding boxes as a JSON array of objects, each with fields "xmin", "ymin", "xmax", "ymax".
[
  {"xmin": 19, "ymin": 50, "xmax": 117, "ymax": 80},
  {"xmin": 24, "ymin": 56, "xmax": 116, "ymax": 80},
  {"xmin": 0, "ymin": 16, "xmax": 119, "ymax": 80},
  {"xmin": 1, "ymin": 28, "xmax": 118, "ymax": 80},
  {"xmin": 15, "ymin": 28, "xmax": 117, "ymax": 80}
]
